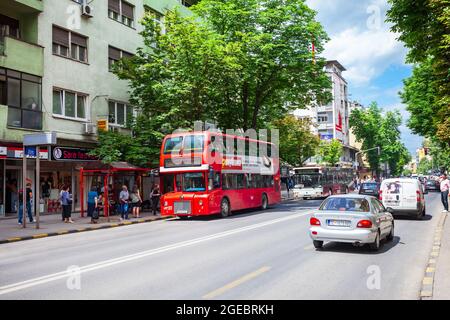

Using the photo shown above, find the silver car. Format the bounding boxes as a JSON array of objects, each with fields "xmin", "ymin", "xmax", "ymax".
[{"xmin": 309, "ymin": 195, "xmax": 394, "ymax": 251}]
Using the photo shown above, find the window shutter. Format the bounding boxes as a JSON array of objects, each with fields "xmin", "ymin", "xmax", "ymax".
[
  {"xmin": 122, "ymin": 51, "xmax": 133, "ymax": 59},
  {"xmin": 108, "ymin": 0, "xmax": 120, "ymax": 12},
  {"xmin": 108, "ymin": 46, "xmax": 121, "ymax": 60},
  {"xmin": 121, "ymin": 2, "xmax": 134, "ymax": 19},
  {"xmin": 71, "ymin": 33, "xmax": 87, "ymax": 47},
  {"xmin": 52, "ymin": 26, "xmax": 69, "ymax": 46}
]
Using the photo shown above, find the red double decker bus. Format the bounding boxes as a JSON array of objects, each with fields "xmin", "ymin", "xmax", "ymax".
[{"xmin": 159, "ymin": 131, "xmax": 281, "ymax": 218}]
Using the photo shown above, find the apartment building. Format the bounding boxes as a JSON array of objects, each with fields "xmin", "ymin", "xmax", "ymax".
[
  {"xmin": 293, "ymin": 60, "xmax": 358, "ymax": 168},
  {"xmin": 0, "ymin": 0, "xmax": 197, "ymax": 216}
]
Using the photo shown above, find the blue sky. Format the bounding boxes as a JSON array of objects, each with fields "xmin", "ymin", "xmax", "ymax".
[{"xmin": 305, "ymin": 0, "xmax": 423, "ymax": 155}]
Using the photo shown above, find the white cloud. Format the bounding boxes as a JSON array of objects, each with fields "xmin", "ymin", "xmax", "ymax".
[{"xmin": 323, "ymin": 27, "xmax": 407, "ymax": 86}]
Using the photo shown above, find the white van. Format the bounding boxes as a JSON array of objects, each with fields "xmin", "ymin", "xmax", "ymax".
[{"xmin": 379, "ymin": 178, "xmax": 426, "ymax": 219}]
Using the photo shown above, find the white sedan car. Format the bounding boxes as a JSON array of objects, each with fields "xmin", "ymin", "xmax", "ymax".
[{"xmin": 309, "ymin": 195, "xmax": 394, "ymax": 251}]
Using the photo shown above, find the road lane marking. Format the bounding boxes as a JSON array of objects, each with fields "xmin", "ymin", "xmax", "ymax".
[
  {"xmin": 203, "ymin": 266, "xmax": 271, "ymax": 299},
  {"xmin": 0, "ymin": 210, "xmax": 313, "ymax": 296}
]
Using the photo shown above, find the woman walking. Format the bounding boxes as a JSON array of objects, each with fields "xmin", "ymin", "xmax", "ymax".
[
  {"xmin": 130, "ymin": 186, "xmax": 142, "ymax": 218},
  {"xmin": 61, "ymin": 185, "xmax": 73, "ymax": 223}
]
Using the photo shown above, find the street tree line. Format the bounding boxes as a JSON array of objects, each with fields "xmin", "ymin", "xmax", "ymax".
[{"xmin": 387, "ymin": 0, "xmax": 450, "ymax": 171}]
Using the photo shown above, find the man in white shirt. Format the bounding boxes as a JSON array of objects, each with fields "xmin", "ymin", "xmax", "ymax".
[{"xmin": 440, "ymin": 174, "xmax": 450, "ymax": 213}]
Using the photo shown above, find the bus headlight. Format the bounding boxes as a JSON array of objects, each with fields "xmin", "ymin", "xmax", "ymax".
[
  {"xmin": 199, "ymin": 200, "xmax": 203, "ymax": 206},
  {"xmin": 164, "ymin": 201, "xmax": 168, "ymax": 207}
]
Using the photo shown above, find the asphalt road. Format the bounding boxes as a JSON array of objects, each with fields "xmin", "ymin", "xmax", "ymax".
[{"xmin": 0, "ymin": 192, "xmax": 444, "ymax": 300}]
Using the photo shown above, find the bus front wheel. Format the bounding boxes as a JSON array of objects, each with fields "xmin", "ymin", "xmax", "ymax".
[{"xmin": 220, "ymin": 198, "xmax": 230, "ymax": 218}]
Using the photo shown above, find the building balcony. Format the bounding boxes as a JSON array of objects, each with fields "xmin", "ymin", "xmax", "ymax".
[
  {"xmin": 2, "ymin": 0, "xmax": 43, "ymax": 13},
  {"xmin": 0, "ymin": 36, "xmax": 43, "ymax": 76}
]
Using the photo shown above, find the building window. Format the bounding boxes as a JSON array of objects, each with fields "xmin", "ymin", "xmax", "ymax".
[
  {"xmin": 108, "ymin": 46, "xmax": 133, "ymax": 71},
  {"xmin": 108, "ymin": 100, "xmax": 133, "ymax": 126},
  {"xmin": 52, "ymin": 26, "xmax": 88, "ymax": 63},
  {"xmin": 180, "ymin": 0, "xmax": 197, "ymax": 7},
  {"xmin": 2, "ymin": 68, "xmax": 42, "ymax": 130},
  {"xmin": 108, "ymin": 0, "xmax": 135, "ymax": 28},
  {"xmin": 53, "ymin": 88, "xmax": 88, "ymax": 120},
  {"xmin": 317, "ymin": 113, "xmax": 328, "ymax": 123},
  {"xmin": 0, "ymin": 14, "xmax": 20, "ymax": 39}
]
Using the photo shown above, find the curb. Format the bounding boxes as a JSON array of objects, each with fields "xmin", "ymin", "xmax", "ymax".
[
  {"xmin": 0, "ymin": 216, "xmax": 172, "ymax": 245},
  {"xmin": 420, "ymin": 212, "xmax": 448, "ymax": 300}
]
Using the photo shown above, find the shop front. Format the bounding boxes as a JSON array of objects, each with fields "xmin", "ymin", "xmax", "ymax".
[{"xmin": 0, "ymin": 143, "xmax": 96, "ymax": 216}]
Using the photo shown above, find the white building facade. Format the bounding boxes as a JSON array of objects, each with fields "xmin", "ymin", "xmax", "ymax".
[{"xmin": 293, "ymin": 60, "xmax": 358, "ymax": 167}]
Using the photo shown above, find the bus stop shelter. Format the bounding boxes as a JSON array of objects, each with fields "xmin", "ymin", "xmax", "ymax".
[{"xmin": 79, "ymin": 162, "xmax": 149, "ymax": 218}]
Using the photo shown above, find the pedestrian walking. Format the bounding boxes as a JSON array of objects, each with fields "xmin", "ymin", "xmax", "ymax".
[
  {"xmin": 150, "ymin": 184, "xmax": 161, "ymax": 215},
  {"xmin": 61, "ymin": 185, "xmax": 73, "ymax": 223},
  {"xmin": 18, "ymin": 183, "xmax": 34, "ymax": 225},
  {"xmin": 87, "ymin": 186, "xmax": 98, "ymax": 223},
  {"xmin": 130, "ymin": 186, "xmax": 142, "ymax": 218},
  {"xmin": 119, "ymin": 185, "xmax": 130, "ymax": 220},
  {"xmin": 439, "ymin": 174, "xmax": 450, "ymax": 213}
]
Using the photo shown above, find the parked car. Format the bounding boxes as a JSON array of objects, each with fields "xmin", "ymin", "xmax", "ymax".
[
  {"xmin": 379, "ymin": 178, "xmax": 426, "ymax": 220},
  {"xmin": 359, "ymin": 182, "xmax": 380, "ymax": 196},
  {"xmin": 425, "ymin": 180, "xmax": 440, "ymax": 192},
  {"xmin": 309, "ymin": 195, "xmax": 394, "ymax": 251}
]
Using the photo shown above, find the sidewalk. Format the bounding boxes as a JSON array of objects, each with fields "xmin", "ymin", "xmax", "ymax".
[
  {"xmin": 433, "ymin": 211, "xmax": 450, "ymax": 299},
  {"xmin": 0, "ymin": 211, "xmax": 168, "ymax": 244}
]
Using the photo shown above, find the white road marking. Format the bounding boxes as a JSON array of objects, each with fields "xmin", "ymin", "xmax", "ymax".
[{"xmin": 0, "ymin": 210, "xmax": 313, "ymax": 296}]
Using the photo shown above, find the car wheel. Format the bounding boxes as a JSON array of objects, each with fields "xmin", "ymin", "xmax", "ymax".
[
  {"xmin": 220, "ymin": 198, "xmax": 230, "ymax": 218},
  {"xmin": 261, "ymin": 194, "xmax": 268, "ymax": 210},
  {"xmin": 313, "ymin": 240, "xmax": 323, "ymax": 249},
  {"xmin": 369, "ymin": 231, "xmax": 381, "ymax": 251},
  {"xmin": 387, "ymin": 223, "xmax": 394, "ymax": 241}
]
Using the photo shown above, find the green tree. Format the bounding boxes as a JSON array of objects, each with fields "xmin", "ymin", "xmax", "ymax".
[
  {"xmin": 93, "ymin": 0, "xmax": 332, "ymax": 166},
  {"xmin": 272, "ymin": 115, "xmax": 320, "ymax": 166},
  {"xmin": 349, "ymin": 102, "xmax": 411, "ymax": 176},
  {"xmin": 417, "ymin": 158, "xmax": 433, "ymax": 175},
  {"xmin": 318, "ymin": 139, "xmax": 343, "ymax": 167},
  {"xmin": 387, "ymin": 0, "xmax": 450, "ymax": 145},
  {"xmin": 400, "ymin": 58, "xmax": 439, "ymax": 138}
]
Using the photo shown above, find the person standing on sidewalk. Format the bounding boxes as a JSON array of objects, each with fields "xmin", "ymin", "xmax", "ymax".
[
  {"xmin": 150, "ymin": 184, "xmax": 161, "ymax": 215},
  {"xmin": 130, "ymin": 186, "xmax": 142, "ymax": 218},
  {"xmin": 119, "ymin": 185, "xmax": 130, "ymax": 220},
  {"xmin": 18, "ymin": 184, "xmax": 34, "ymax": 225},
  {"xmin": 61, "ymin": 185, "xmax": 73, "ymax": 223},
  {"xmin": 439, "ymin": 174, "xmax": 450, "ymax": 213},
  {"xmin": 87, "ymin": 186, "xmax": 98, "ymax": 223}
]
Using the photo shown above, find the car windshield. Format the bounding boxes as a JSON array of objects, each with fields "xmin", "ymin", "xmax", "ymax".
[
  {"xmin": 177, "ymin": 172, "xmax": 206, "ymax": 192},
  {"xmin": 319, "ymin": 197, "xmax": 371, "ymax": 212},
  {"xmin": 362, "ymin": 183, "xmax": 378, "ymax": 190}
]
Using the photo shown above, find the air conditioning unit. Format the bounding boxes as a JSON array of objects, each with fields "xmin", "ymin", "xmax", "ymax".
[
  {"xmin": 81, "ymin": 2, "xmax": 93, "ymax": 18},
  {"xmin": 84, "ymin": 123, "xmax": 96, "ymax": 135}
]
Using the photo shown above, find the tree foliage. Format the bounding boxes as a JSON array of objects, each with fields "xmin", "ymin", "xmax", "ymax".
[
  {"xmin": 318, "ymin": 139, "xmax": 343, "ymax": 167},
  {"xmin": 93, "ymin": 0, "xmax": 332, "ymax": 166},
  {"xmin": 387, "ymin": 0, "xmax": 450, "ymax": 145},
  {"xmin": 271, "ymin": 115, "xmax": 320, "ymax": 166},
  {"xmin": 349, "ymin": 102, "xmax": 411, "ymax": 176}
]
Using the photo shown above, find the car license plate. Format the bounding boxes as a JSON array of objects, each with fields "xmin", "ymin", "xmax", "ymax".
[{"xmin": 327, "ymin": 219, "xmax": 351, "ymax": 227}]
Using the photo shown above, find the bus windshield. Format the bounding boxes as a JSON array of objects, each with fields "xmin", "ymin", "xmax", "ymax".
[
  {"xmin": 176, "ymin": 172, "xmax": 206, "ymax": 192},
  {"xmin": 295, "ymin": 174, "xmax": 321, "ymax": 188},
  {"xmin": 164, "ymin": 137, "xmax": 183, "ymax": 154}
]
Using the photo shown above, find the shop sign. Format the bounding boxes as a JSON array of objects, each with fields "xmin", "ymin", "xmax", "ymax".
[
  {"xmin": 97, "ymin": 119, "xmax": 108, "ymax": 132},
  {"xmin": 51, "ymin": 147, "xmax": 97, "ymax": 161},
  {"xmin": 0, "ymin": 146, "xmax": 6, "ymax": 158},
  {"xmin": 8, "ymin": 147, "xmax": 49, "ymax": 159}
]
